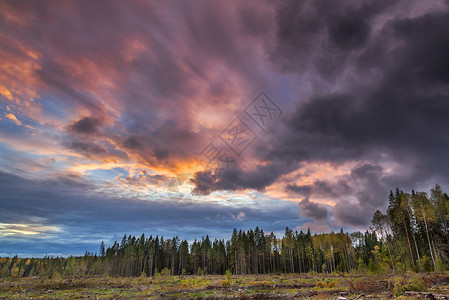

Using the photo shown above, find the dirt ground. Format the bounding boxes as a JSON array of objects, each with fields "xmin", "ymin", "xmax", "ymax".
[{"xmin": 1, "ymin": 272, "xmax": 449, "ymax": 299}]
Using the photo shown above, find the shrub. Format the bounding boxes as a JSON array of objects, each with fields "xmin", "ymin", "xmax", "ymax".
[
  {"xmin": 225, "ymin": 269, "xmax": 232, "ymax": 282},
  {"xmin": 181, "ymin": 277, "xmax": 211, "ymax": 288},
  {"xmin": 160, "ymin": 268, "xmax": 171, "ymax": 277},
  {"xmin": 51, "ymin": 271, "xmax": 62, "ymax": 279},
  {"xmin": 316, "ymin": 278, "xmax": 336, "ymax": 288},
  {"xmin": 221, "ymin": 279, "xmax": 231, "ymax": 287},
  {"xmin": 154, "ymin": 268, "xmax": 172, "ymax": 285},
  {"xmin": 392, "ymin": 275, "xmax": 427, "ymax": 297}
]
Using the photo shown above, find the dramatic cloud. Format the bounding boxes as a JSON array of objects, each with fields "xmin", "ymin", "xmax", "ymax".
[
  {"xmin": 1, "ymin": 0, "xmax": 449, "ymax": 255},
  {"xmin": 191, "ymin": 160, "xmax": 297, "ymax": 195},
  {"xmin": 298, "ymin": 198, "xmax": 328, "ymax": 221},
  {"xmin": 69, "ymin": 117, "xmax": 103, "ymax": 135}
]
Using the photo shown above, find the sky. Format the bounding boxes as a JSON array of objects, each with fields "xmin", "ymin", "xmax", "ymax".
[{"xmin": 1, "ymin": 0, "xmax": 449, "ymax": 257}]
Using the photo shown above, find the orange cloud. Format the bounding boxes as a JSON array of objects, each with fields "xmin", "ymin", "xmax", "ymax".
[
  {"xmin": 4, "ymin": 113, "xmax": 22, "ymax": 125},
  {"xmin": 265, "ymin": 161, "xmax": 358, "ymax": 206}
]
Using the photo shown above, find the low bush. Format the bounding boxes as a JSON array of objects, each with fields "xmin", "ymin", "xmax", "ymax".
[
  {"xmin": 316, "ymin": 278, "xmax": 336, "ymax": 288},
  {"xmin": 392, "ymin": 275, "xmax": 427, "ymax": 296},
  {"xmin": 221, "ymin": 279, "xmax": 231, "ymax": 287}
]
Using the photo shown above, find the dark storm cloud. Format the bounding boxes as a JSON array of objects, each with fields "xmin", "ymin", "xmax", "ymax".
[
  {"xmin": 298, "ymin": 198, "xmax": 328, "ymax": 221},
  {"xmin": 286, "ymin": 184, "xmax": 312, "ymax": 197},
  {"xmin": 122, "ymin": 135, "xmax": 145, "ymax": 150},
  {"xmin": 330, "ymin": 164, "xmax": 390, "ymax": 226},
  {"xmin": 271, "ymin": 93, "xmax": 366, "ymax": 163},
  {"xmin": 378, "ymin": 11, "xmax": 449, "ymax": 85},
  {"xmin": 328, "ymin": 15, "xmax": 370, "ymax": 50},
  {"xmin": 333, "ymin": 200, "xmax": 369, "ymax": 227},
  {"xmin": 121, "ymin": 120, "xmax": 202, "ymax": 165},
  {"xmin": 69, "ymin": 117, "xmax": 102, "ymax": 135},
  {"xmin": 122, "ymin": 134, "xmax": 170, "ymax": 161},
  {"xmin": 288, "ymin": 179, "xmax": 352, "ymax": 199},
  {"xmin": 191, "ymin": 160, "xmax": 297, "ymax": 195},
  {"xmin": 270, "ymin": 0, "xmax": 396, "ymax": 74},
  {"xmin": 190, "ymin": 1, "xmax": 449, "ymax": 216},
  {"xmin": 68, "ymin": 140, "xmax": 107, "ymax": 156},
  {"xmin": 272, "ymin": 7, "xmax": 449, "ymax": 169},
  {"xmin": 287, "ymin": 164, "xmax": 388, "ymax": 226},
  {"xmin": 351, "ymin": 165, "xmax": 391, "ymax": 215},
  {"xmin": 351, "ymin": 164, "xmax": 383, "ymax": 180},
  {"xmin": 208, "ymin": 1, "xmax": 449, "ymax": 227}
]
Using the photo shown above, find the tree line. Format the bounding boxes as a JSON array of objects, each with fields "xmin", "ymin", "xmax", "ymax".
[
  {"xmin": 1, "ymin": 185, "xmax": 448, "ymax": 278},
  {"xmin": 371, "ymin": 184, "xmax": 449, "ymax": 272}
]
